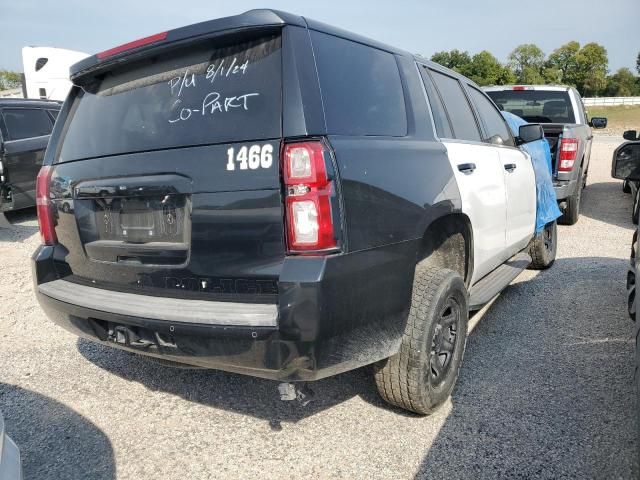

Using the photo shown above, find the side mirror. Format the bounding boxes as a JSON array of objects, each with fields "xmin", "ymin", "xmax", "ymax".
[
  {"xmin": 612, "ymin": 141, "xmax": 640, "ymax": 181},
  {"xmin": 516, "ymin": 124, "xmax": 544, "ymax": 145},
  {"xmin": 623, "ymin": 130, "xmax": 639, "ymax": 141},
  {"xmin": 589, "ymin": 117, "xmax": 607, "ymax": 129}
]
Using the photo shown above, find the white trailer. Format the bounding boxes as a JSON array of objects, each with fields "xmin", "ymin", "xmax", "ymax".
[{"xmin": 22, "ymin": 46, "xmax": 89, "ymax": 101}]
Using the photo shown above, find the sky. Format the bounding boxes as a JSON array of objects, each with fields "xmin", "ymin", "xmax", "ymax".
[{"xmin": 1, "ymin": 0, "xmax": 638, "ymax": 73}]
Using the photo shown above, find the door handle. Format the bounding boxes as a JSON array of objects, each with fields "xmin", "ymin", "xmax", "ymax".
[
  {"xmin": 504, "ymin": 163, "xmax": 517, "ymax": 172},
  {"xmin": 457, "ymin": 163, "xmax": 476, "ymax": 174}
]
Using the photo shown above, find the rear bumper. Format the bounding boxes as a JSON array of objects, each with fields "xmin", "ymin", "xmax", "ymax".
[
  {"xmin": 33, "ymin": 241, "xmax": 415, "ymax": 381},
  {"xmin": 553, "ymin": 178, "xmax": 578, "ymax": 201}
]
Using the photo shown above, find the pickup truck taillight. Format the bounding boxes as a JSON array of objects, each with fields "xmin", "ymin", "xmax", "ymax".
[
  {"xmin": 36, "ymin": 166, "xmax": 57, "ymax": 245},
  {"xmin": 282, "ymin": 141, "xmax": 337, "ymax": 253},
  {"xmin": 558, "ymin": 138, "xmax": 579, "ymax": 172}
]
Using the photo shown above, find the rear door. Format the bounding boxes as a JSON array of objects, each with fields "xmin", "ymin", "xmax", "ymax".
[
  {"xmin": 50, "ymin": 30, "xmax": 285, "ymax": 302},
  {"xmin": 466, "ymin": 86, "xmax": 535, "ymax": 253},
  {"xmin": 421, "ymin": 67, "xmax": 508, "ymax": 283},
  {"xmin": 0, "ymin": 107, "xmax": 53, "ymax": 209}
]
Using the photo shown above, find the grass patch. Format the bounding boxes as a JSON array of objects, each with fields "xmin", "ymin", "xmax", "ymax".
[{"xmin": 587, "ymin": 105, "xmax": 640, "ymax": 133}]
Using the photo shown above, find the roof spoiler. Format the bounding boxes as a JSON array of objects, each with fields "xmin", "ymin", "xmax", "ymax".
[{"xmin": 69, "ymin": 9, "xmax": 304, "ymax": 82}]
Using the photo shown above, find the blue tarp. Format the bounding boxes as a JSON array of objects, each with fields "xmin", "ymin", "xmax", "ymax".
[{"xmin": 502, "ymin": 111, "xmax": 562, "ymax": 234}]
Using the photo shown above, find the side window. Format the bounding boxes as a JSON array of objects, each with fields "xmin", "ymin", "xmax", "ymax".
[
  {"xmin": 467, "ymin": 86, "xmax": 515, "ymax": 147},
  {"xmin": 419, "ymin": 66, "xmax": 453, "ymax": 138},
  {"xmin": 2, "ymin": 108, "xmax": 53, "ymax": 141},
  {"xmin": 429, "ymin": 70, "xmax": 481, "ymax": 142},
  {"xmin": 47, "ymin": 109, "xmax": 60, "ymax": 122},
  {"xmin": 310, "ymin": 31, "xmax": 407, "ymax": 136}
]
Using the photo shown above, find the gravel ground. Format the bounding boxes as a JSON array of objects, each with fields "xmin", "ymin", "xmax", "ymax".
[{"xmin": 0, "ymin": 135, "xmax": 637, "ymax": 479}]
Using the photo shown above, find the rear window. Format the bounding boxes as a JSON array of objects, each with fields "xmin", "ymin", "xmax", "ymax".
[
  {"xmin": 310, "ymin": 31, "xmax": 407, "ymax": 137},
  {"xmin": 58, "ymin": 33, "xmax": 282, "ymax": 162},
  {"xmin": 485, "ymin": 90, "xmax": 575, "ymax": 124},
  {"xmin": 2, "ymin": 108, "xmax": 53, "ymax": 140}
]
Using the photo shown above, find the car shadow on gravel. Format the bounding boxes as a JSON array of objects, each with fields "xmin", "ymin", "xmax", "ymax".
[
  {"xmin": 416, "ymin": 257, "xmax": 638, "ymax": 479},
  {"xmin": 0, "ymin": 208, "xmax": 39, "ymax": 242},
  {"xmin": 580, "ymin": 181, "xmax": 635, "ymax": 229},
  {"xmin": 76, "ymin": 337, "xmax": 404, "ymax": 428},
  {"xmin": 0, "ymin": 383, "xmax": 115, "ymax": 479}
]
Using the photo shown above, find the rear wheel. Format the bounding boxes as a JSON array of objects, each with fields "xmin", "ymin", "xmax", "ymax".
[
  {"xmin": 528, "ymin": 221, "xmax": 557, "ymax": 270},
  {"xmin": 374, "ymin": 266, "xmax": 468, "ymax": 415},
  {"xmin": 558, "ymin": 168, "xmax": 583, "ymax": 225},
  {"xmin": 624, "ymin": 179, "xmax": 632, "ymax": 194}
]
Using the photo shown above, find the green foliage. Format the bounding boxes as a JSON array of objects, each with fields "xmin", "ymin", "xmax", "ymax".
[
  {"xmin": 508, "ymin": 44, "xmax": 545, "ymax": 83},
  {"xmin": 428, "ymin": 41, "xmax": 638, "ymax": 97},
  {"xmin": 576, "ymin": 43, "xmax": 608, "ymax": 96},
  {"xmin": 0, "ymin": 70, "xmax": 22, "ymax": 90},
  {"xmin": 546, "ymin": 41, "xmax": 580, "ymax": 85},
  {"xmin": 430, "ymin": 49, "xmax": 471, "ymax": 72},
  {"xmin": 605, "ymin": 68, "xmax": 640, "ymax": 96},
  {"xmin": 460, "ymin": 51, "xmax": 515, "ymax": 86}
]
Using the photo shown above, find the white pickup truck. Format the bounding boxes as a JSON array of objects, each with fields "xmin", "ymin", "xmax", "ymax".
[{"xmin": 484, "ymin": 85, "xmax": 607, "ymax": 225}]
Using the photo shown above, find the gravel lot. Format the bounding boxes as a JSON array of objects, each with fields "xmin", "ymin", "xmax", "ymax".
[{"xmin": 0, "ymin": 136, "xmax": 637, "ymax": 479}]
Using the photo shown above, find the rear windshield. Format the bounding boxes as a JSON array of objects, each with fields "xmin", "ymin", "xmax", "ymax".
[
  {"xmin": 58, "ymin": 33, "xmax": 282, "ymax": 162},
  {"xmin": 485, "ymin": 90, "xmax": 575, "ymax": 124}
]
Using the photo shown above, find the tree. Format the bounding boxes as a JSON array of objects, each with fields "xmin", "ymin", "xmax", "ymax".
[
  {"xmin": 460, "ymin": 51, "xmax": 515, "ymax": 86},
  {"xmin": 430, "ymin": 49, "xmax": 471, "ymax": 73},
  {"xmin": 542, "ymin": 66, "xmax": 563, "ymax": 84},
  {"xmin": 575, "ymin": 43, "xmax": 608, "ymax": 96},
  {"xmin": 0, "ymin": 70, "xmax": 21, "ymax": 90},
  {"xmin": 508, "ymin": 44, "xmax": 545, "ymax": 83},
  {"xmin": 636, "ymin": 51, "xmax": 640, "ymax": 75},
  {"xmin": 546, "ymin": 41, "xmax": 580, "ymax": 85},
  {"xmin": 605, "ymin": 68, "xmax": 639, "ymax": 96}
]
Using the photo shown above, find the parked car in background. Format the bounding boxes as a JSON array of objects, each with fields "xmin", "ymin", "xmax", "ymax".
[
  {"xmin": 484, "ymin": 85, "xmax": 607, "ymax": 225},
  {"xmin": 621, "ymin": 130, "xmax": 640, "ymax": 224},
  {"xmin": 33, "ymin": 9, "xmax": 556, "ymax": 415},
  {"xmin": 611, "ymin": 139, "xmax": 640, "ymax": 466},
  {"xmin": 0, "ymin": 98, "xmax": 61, "ymax": 223},
  {"xmin": 0, "ymin": 411, "xmax": 22, "ymax": 480},
  {"xmin": 612, "ymin": 137, "xmax": 640, "ymax": 320}
]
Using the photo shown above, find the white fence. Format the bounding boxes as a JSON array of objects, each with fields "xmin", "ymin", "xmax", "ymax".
[{"xmin": 583, "ymin": 96, "xmax": 640, "ymax": 106}]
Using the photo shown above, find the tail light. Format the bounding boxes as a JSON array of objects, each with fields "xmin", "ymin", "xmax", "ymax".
[
  {"xmin": 558, "ymin": 138, "xmax": 579, "ymax": 172},
  {"xmin": 282, "ymin": 141, "xmax": 337, "ymax": 252},
  {"xmin": 36, "ymin": 166, "xmax": 57, "ymax": 245}
]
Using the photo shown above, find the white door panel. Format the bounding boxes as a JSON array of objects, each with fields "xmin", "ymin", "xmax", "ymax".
[
  {"xmin": 499, "ymin": 147, "xmax": 536, "ymax": 251},
  {"xmin": 443, "ymin": 141, "xmax": 507, "ymax": 283}
]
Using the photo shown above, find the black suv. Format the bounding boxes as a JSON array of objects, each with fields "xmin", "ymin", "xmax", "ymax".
[
  {"xmin": 33, "ymin": 9, "xmax": 553, "ymax": 414},
  {"xmin": 0, "ymin": 98, "xmax": 61, "ymax": 219}
]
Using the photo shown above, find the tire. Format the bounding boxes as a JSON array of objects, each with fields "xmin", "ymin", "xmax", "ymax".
[
  {"xmin": 528, "ymin": 221, "xmax": 558, "ymax": 270},
  {"xmin": 374, "ymin": 266, "xmax": 468, "ymax": 415},
  {"xmin": 558, "ymin": 168, "xmax": 583, "ymax": 226},
  {"xmin": 624, "ymin": 179, "xmax": 632, "ymax": 194}
]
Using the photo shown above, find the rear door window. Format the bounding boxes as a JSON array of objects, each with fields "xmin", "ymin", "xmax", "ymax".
[
  {"xmin": 467, "ymin": 86, "xmax": 515, "ymax": 147},
  {"xmin": 58, "ymin": 33, "xmax": 282, "ymax": 162},
  {"xmin": 484, "ymin": 89, "xmax": 576, "ymax": 123},
  {"xmin": 2, "ymin": 108, "xmax": 53, "ymax": 140},
  {"xmin": 310, "ymin": 31, "xmax": 407, "ymax": 137},
  {"xmin": 419, "ymin": 66, "xmax": 453, "ymax": 138},
  {"xmin": 428, "ymin": 70, "xmax": 481, "ymax": 142},
  {"xmin": 47, "ymin": 109, "xmax": 60, "ymax": 122}
]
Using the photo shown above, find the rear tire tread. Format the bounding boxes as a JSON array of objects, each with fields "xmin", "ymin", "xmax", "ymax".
[{"xmin": 374, "ymin": 266, "xmax": 467, "ymax": 415}]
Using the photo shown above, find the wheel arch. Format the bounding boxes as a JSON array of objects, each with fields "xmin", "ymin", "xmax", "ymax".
[{"xmin": 417, "ymin": 213, "xmax": 474, "ymax": 286}]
